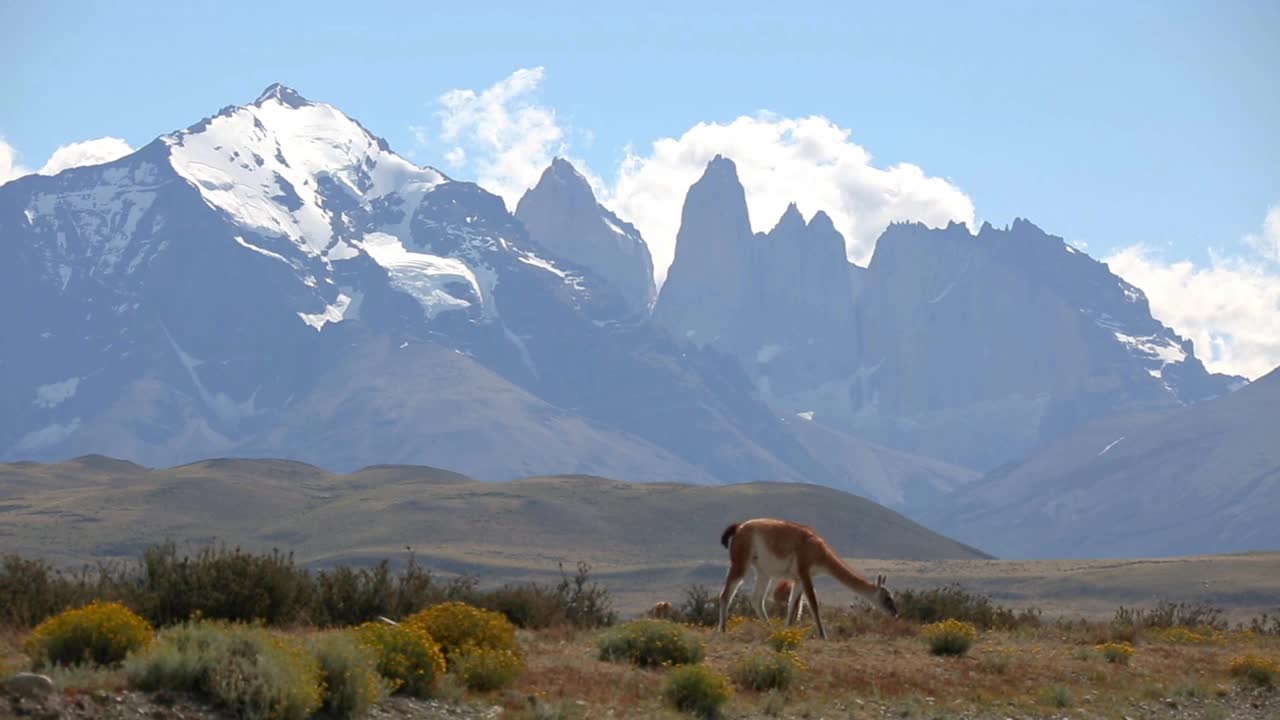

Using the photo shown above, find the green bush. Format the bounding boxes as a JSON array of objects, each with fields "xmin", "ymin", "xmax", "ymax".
[
  {"xmin": 895, "ymin": 584, "xmax": 1039, "ymax": 630},
  {"xmin": 674, "ymin": 584, "xmax": 750, "ymax": 627},
  {"xmin": 354, "ymin": 621, "xmax": 446, "ymax": 698},
  {"xmin": 598, "ymin": 619, "xmax": 704, "ymax": 668},
  {"xmin": 25, "ymin": 601, "xmax": 153, "ymax": 667},
  {"xmin": 451, "ymin": 645, "xmax": 523, "ymax": 691},
  {"xmin": 729, "ymin": 649, "xmax": 800, "ymax": 691},
  {"xmin": 126, "ymin": 621, "xmax": 323, "ymax": 720},
  {"xmin": 664, "ymin": 664, "xmax": 732, "ymax": 718},
  {"xmin": 1113, "ymin": 601, "xmax": 1227, "ymax": 632},
  {"xmin": 309, "ymin": 631, "xmax": 388, "ymax": 717},
  {"xmin": 138, "ymin": 543, "xmax": 314, "ymax": 626}
]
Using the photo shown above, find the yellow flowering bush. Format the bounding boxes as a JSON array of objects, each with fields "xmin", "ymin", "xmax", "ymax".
[
  {"xmin": 451, "ymin": 646, "xmax": 523, "ymax": 691},
  {"xmin": 598, "ymin": 619, "xmax": 705, "ymax": 668},
  {"xmin": 921, "ymin": 619, "xmax": 977, "ymax": 657},
  {"xmin": 664, "ymin": 664, "xmax": 733, "ymax": 718},
  {"xmin": 25, "ymin": 601, "xmax": 153, "ymax": 667},
  {"xmin": 354, "ymin": 621, "xmax": 446, "ymax": 698},
  {"xmin": 1230, "ymin": 654, "xmax": 1278, "ymax": 687},
  {"xmin": 405, "ymin": 602, "xmax": 520, "ymax": 663},
  {"xmin": 1096, "ymin": 641, "xmax": 1135, "ymax": 664},
  {"xmin": 765, "ymin": 626, "xmax": 809, "ymax": 652},
  {"xmin": 1153, "ymin": 627, "xmax": 1223, "ymax": 645}
]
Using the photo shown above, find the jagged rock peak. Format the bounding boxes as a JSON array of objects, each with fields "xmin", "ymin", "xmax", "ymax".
[
  {"xmin": 704, "ymin": 154, "xmax": 740, "ymax": 178},
  {"xmin": 253, "ymin": 83, "xmax": 311, "ymax": 109},
  {"xmin": 808, "ymin": 210, "xmax": 837, "ymax": 234},
  {"xmin": 539, "ymin": 157, "xmax": 593, "ymax": 193},
  {"xmin": 772, "ymin": 202, "xmax": 806, "ymax": 233}
]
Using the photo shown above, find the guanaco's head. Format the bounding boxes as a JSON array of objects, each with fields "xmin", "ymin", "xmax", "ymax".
[{"xmin": 874, "ymin": 575, "xmax": 898, "ymax": 617}]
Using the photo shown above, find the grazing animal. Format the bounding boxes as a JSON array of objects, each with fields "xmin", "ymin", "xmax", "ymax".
[
  {"xmin": 649, "ymin": 601, "xmax": 674, "ymax": 619},
  {"xmin": 771, "ymin": 579, "xmax": 806, "ymax": 623},
  {"xmin": 718, "ymin": 518, "xmax": 898, "ymax": 639}
]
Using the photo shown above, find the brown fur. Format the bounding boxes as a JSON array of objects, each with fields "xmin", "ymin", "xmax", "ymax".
[
  {"xmin": 718, "ymin": 518, "xmax": 897, "ymax": 639},
  {"xmin": 648, "ymin": 601, "xmax": 673, "ymax": 619}
]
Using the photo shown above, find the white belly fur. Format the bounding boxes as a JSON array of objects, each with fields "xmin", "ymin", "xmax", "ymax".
[{"xmin": 748, "ymin": 535, "xmax": 800, "ymax": 580}]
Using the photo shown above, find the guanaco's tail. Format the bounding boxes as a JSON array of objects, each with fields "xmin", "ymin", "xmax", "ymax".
[{"xmin": 720, "ymin": 523, "xmax": 740, "ymax": 549}]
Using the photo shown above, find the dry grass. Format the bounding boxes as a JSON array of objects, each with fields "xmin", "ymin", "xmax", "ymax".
[{"xmin": 5, "ymin": 609, "xmax": 1279, "ymax": 719}]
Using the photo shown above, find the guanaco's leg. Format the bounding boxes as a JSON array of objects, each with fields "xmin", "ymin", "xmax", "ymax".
[
  {"xmin": 799, "ymin": 569, "xmax": 826, "ymax": 640},
  {"xmin": 750, "ymin": 575, "xmax": 771, "ymax": 621},
  {"xmin": 786, "ymin": 582, "xmax": 804, "ymax": 625}
]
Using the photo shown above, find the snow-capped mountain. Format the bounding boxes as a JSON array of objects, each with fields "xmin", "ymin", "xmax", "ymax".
[
  {"xmin": 515, "ymin": 158, "xmax": 656, "ymax": 314},
  {"xmin": 0, "ymin": 84, "xmax": 836, "ymax": 486},
  {"xmin": 652, "ymin": 158, "xmax": 1244, "ymax": 472}
]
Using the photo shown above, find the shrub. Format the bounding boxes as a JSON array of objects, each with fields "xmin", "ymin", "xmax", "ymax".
[
  {"xmin": 309, "ymin": 631, "xmax": 388, "ymax": 717},
  {"xmin": 981, "ymin": 648, "xmax": 1013, "ymax": 674},
  {"xmin": 894, "ymin": 584, "xmax": 1039, "ymax": 630},
  {"xmin": 597, "ymin": 619, "xmax": 705, "ymax": 668},
  {"xmin": 1043, "ymin": 685, "xmax": 1073, "ymax": 708},
  {"xmin": 664, "ymin": 664, "xmax": 732, "ymax": 718},
  {"xmin": 138, "ymin": 543, "xmax": 313, "ymax": 627},
  {"xmin": 1113, "ymin": 601, "xmax": 1227, "ymax": 633},
  {"xmin": 406, "ymin": 602, "xmax": 520, "ymax": 664},
  {"xmin": 1230, "ymin": 654, "xmax": 1278, "ymax": 687},
  {"xmin": 1246, "ymin": 610, "xmax": 1280, "ymax": 636},
  {"xmin": 477, "ymin": 563, "xmax": 618, "ymax": 631},
  {"xmin": 354, "ymin": 621, "xmax": 446, "ymax": 698},
  {"xmin": 765, "ymin": 627, "xmax": 807, "ymax": 652},
  {"xmin": 675, "ymin": 584, "xmax": 750, "ymax": 627},
  {"xmin": 450, "ymin": 646, "xmax": 523, "ymax": 691},
  {"xmin": 311, "ymin": 553, "xmax": 459, "ymax": 627},
  {"xmin": 1096, "ymin": 642, "xmax": 1135, "ymax": 665},
  {"xmin": 25, "ymin": 601, "xmax": 153, "ymax": 667},
  {"xmin": 921, "ymin": 619, "xmax": 977, "ymax": 657},
  {"xmin": 729, "ymin": 649, "xmax": 801, "ymax": 691},
  {"xmin": 127, "ymin": 621, "xmax": 323, "ymax": 720}
]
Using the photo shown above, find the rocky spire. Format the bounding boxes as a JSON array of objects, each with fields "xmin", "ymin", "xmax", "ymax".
[{"xmin": 515, "ymin": 158, "xmax": 656, "ymax": 313}]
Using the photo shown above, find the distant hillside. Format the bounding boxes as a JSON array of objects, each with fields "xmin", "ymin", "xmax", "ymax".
[
  {"xmin": 927, "ymin": 366, "xmax": 1280, "ymax": 559},
  {"xmin": 0, "ymin": 456, "xmax": 989, "ymax": 578}
]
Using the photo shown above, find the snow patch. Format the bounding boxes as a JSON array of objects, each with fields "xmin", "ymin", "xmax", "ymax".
[
  {"xmin": 928, "ymin": 281, "xmax": 956, "ymax": 304},
  {"xmin": 1112, "ymin": 331, "xmax": 1187, "ymax": 366},
  {"xmin": 503, "ymin": 326, "xmax": 539, "ymax": 379},
  {"xmin": 1098, "ymin": 437, "xmax": 1125, "ymax": 456},
  {"xmin": 517, "ymin": 253, "xmax": 567, "ymax": 278},
  {"xmin": 33, "ymin": 377, "xmax": 81, "ymax": 409},
  {"xmin": 162, "ymin": 326, "xmax": 258, "ymax": 424},
  {"xmin": 796, "ymin": 411, "xmax": 815, "ymax": 421},
  {"xmin": 297, "ymin": 292, "xmax": 353, "ymax": 331},
  {"xmin": 358, "ymin": 232, "xmax": 493, "ymax": 320},
  {"xmin": 234, "ymin": 236, "xmax": 294, "ymax": 267}
]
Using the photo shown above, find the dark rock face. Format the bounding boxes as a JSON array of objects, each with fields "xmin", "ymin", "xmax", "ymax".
[
  {"xmin": 651, "ymin": 158, "xmax": 1241, "ymax": 472},
  {"xmin": 515, "ymin": 158, "xmax": 655, "ymax": 315}
]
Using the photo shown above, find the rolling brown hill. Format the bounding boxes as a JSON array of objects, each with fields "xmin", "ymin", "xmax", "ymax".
[{"xmin": 0, "ymin": 455, "xmax": 986, "ymax": 579}]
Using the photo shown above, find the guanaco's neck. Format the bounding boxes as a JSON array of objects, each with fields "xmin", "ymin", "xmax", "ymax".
[{"xmin": 814, "ymin": 547, "xmax": 878, "ymax": 599}]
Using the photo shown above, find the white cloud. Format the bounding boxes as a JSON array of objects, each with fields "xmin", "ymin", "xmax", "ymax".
[
  {"xmin": 605, "ymin": 115, "xmax": 975, "ymax": 284},
  {"xmin": 1244, "ymin": 205, "xmax": 1280, "ymax": 264},
  {"xmin": 38, "ymin": 137, "xmax": 133, "ymax": 176},
  {"xmin": 1105, "ymin": 208, "xmax": 1280, "ymax": 380},
  {"xmin": 0, "ymin": 135, "xmax": 32, "ymax": 185},
  {"xmin": 427, "ymin": 67, "xmax": 570, "ymax": 210}
]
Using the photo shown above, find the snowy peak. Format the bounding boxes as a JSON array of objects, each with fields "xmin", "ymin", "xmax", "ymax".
[
  {"xmin": 161, "ymin": 85, "xmax": 444, "ymax": 259},
  {"xmin": 253, "ymin": 82, "xmax": 312, "ymax": 109},
  {"xmin": 516, "ymin": 158, "xmax": 656, "ymax": 312}
]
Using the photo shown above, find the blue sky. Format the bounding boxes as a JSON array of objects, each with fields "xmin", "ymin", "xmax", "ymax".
[{"xmin": 2, "ymin": 0, "xmax": 1279, "ymax": 376}]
